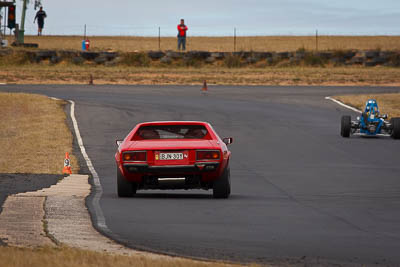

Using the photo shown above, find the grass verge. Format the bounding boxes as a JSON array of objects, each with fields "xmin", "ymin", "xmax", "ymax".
[
  {"xmin": 0, "ymin": 93, "xmax": 79, "ymax": 174},
  {"xmin": 1, "ymin": 65, "xmax": 400, "ymax": 86},
  {"xmin": 0, "ymin": 246, "xmax": 250, "ymax": 267},
  {"xmin": 334, "ymin": 93, "xmax": 400, "ymax": 118}
]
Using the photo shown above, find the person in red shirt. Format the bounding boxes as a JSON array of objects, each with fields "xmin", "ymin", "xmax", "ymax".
[{"xmin": 177, "ymin": 19, "xmax": 188, "ymax": 51}]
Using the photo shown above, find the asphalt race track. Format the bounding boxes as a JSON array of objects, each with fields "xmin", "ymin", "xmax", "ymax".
[{"xmin": 2, "ymin": 85, "xmax": 400, "ymax": 266}]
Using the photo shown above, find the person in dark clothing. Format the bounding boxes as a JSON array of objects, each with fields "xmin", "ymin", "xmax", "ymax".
[
  {"xmin": 34, "ymin": 7, "xmax": 47, "ymax": 36},
  {"xmin": 177, "ymin": 19, "xmax": 188, "ymax": 51}
]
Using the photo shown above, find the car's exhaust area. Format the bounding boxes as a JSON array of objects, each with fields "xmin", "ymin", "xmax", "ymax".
[{"xmin": 138, "ymin": 175, "xmax": 211, "ymax": 190}]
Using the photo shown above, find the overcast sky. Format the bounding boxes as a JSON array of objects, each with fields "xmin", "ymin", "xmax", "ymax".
[{"xmin": 6, "ymin": 0, "xmax": 400, "ymax": 36}]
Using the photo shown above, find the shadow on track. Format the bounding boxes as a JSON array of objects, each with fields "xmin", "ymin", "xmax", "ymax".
[{"xmin": 133, "ymin": 193, "xmax": 213, "ymax": 199}]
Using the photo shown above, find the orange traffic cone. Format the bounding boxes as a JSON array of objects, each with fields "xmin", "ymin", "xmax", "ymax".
[
  {"xmin": 62, "ymin": 152, "xmax": 72, "ymax": 175},
  {"xmin": 202, "ymin": 80, "xmax": 208, "ymax": 92}
]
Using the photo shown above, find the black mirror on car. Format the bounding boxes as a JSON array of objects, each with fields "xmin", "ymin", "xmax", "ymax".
[
  {"xmin": 223, "ymin": 137, "xmax": 233, "ymax": 145},
  {"xmin": 116, "ymin": 140, "xmax": 123, "ymax": 147}
]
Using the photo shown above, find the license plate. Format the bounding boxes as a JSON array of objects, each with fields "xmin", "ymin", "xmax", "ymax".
[{"xmin": 159, "ymin": 153, "xmax": 184, "ymax": 160}]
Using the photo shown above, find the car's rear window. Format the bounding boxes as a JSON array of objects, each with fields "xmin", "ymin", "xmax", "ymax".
[{"xmin": 134, "ymin": 125, "xmax": 208, "ymax": 140}]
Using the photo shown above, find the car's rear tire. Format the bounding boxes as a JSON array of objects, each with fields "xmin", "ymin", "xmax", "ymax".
[
  {"xmin": 341, "ymin": 115, "xmax": 351, "ymax": 138},
  {"xmin": 391, "ymin": 118, "xmax": 400, "ymax": 139},
  {"xmin": 213, "ymin": 166, "xmax": 231, "ymax": 199},
  {"xmin": 117, "ymin": 167, "xmax": 137, "ymax": 197}
]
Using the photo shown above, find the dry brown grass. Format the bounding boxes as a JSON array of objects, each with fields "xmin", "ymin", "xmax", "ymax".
[
  {"xmin": 0, "ymin": 93, "xmax": 79, "ymax": 174},
  {"xmin": 334, "ymin": 93, "xmax": 400, "ymax": 118},
  {"xmin": 0, "ymin": 246, "xmax": 251, "ymax": 267},
  {"xmin": 1, "ymin": 65, "xmax": 400, "ymax": 86},
  {"xmin": 5, "ymin": 35, "xmax": 400, "ymax": 52}
]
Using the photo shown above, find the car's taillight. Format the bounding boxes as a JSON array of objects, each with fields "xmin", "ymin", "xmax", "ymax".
[
  {"xmin": 196, "ymin": 150, "xmax": 220, "ymax": 161},
  {"xmin": 122, "ymin": 151, "xmax": 147, "ymax": 162}
]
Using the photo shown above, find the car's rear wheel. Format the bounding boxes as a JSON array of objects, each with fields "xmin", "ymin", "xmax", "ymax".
[
  {"xmin": 117, "ymin": 167, "xmax": 137, "ymax": 197},
  {"xmin": 213, "ymin": 165, "xmax": 231, "ymax": 199},
  {"xmin": 391, "ymin": 118, "xmax": 400, "ymax": 139},
  {"xmin": 341, "ymin": 115, "xmax": 351, "ymax": 138}
]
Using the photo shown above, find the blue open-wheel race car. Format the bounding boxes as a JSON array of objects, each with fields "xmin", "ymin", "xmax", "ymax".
[{"xmin": 340, "ymin": 99, "xmax": 400, "ymax": 139}]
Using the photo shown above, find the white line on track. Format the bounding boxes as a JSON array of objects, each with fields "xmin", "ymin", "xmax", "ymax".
[
  {"xmin": 325, "ymin": 96, "xmax": 362, "ymax": 113},
  {"xmin": 69, "ymin": 100, "xmax": 110, "ymax": 234}
]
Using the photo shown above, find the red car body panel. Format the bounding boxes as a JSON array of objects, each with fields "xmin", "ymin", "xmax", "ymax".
[{"xmin": 115, "ymin": 121, "xmax": 231, "ymax": 190}]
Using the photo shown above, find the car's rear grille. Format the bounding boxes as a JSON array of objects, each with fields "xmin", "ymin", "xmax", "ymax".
[
  {"xmin": 148, "ymin": 165, "xmax": 197, "ymax": 173},
  {"xmin": 141, "ymin": 175, "xmax": 203, "ymax": 190},
  {"xmin": 123, "ymin": 163, "xmax": 219, "ymax": 174}
]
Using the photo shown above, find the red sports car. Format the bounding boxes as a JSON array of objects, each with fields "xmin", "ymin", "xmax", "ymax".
[{"xmin": 115, "ymin": 121, "xmax": 233, "ymax": 198}]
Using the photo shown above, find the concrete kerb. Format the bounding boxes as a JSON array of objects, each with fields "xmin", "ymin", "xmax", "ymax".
[
  {"xmin": 0, "ymin": 195, "xmax": 54, "ymax": 247},
  {"xmin": 0, "ymin": 174, "xmax": 169, "ymax": 259}
]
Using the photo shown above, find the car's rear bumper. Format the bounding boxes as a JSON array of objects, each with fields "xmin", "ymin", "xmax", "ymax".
[
  {"xmin": 123, "ymin": 163, "xmax": 219, "ymax": 174},
  {"xmin": 121, "ymin": 162, "xmax": 221, "ymax": 189}
]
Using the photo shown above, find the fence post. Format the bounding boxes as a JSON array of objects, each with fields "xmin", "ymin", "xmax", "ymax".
[
  {"xmin": 234, "ymin": 27, "xmax": 237, "ymax": 52},
  {"xmin": 84, "ymin": 24, "xmax": 86, "ymax": 40},
  {"xmin": 158, "ymin": 27, "xmax": 161, "ymax": 51},
  {"xmin": 3, "ymin": 10, "xmax": 7, "ymax": 37}
]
